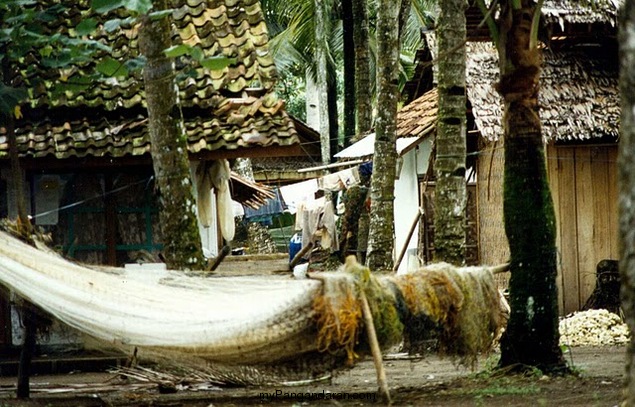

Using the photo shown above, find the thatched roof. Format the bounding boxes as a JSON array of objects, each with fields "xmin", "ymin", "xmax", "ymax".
[
  {"xmin": 465, "ymin": 0, "xmax": 622, "ymax": 41},
  {"xmin": 541, "ymin": 0, "xmax": 621, "ymax": 28},
  {"xmin": 466, "ymin": 43, "xmax": 619, "ymax": 142}
]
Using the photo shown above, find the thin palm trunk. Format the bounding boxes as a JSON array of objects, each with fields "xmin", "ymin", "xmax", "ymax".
[
  {"xmin": 139, "ymin": 1, "xmax": 205, "ymax": 269},
  {"xmin": 353, "ymin": 0, "xmax": 372, "ymax": 135},
  {"xmin": 315, "ymin": 0, "xmax": 331, "ymax": 165},
  {"xmin": 328, "ymin": 64, "xmax": 340, "ymax": 155},
  {"xmin": 496, "ymin": 0, "xmax": 565, "ymax": 372},
  {"xmin": 342, "ymin": 0, "xmax": 355, "ymax": 147},
  {"xmin": 366, "ymin": 0, "xmax": 400, "ymax": 271},
  {"xmin": 433, "ymin": 0, "xmax": 467, "ymax": 265}
]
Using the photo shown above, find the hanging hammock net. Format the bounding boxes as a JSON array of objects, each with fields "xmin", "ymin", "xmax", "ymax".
[{"xmin": 0, "ymin": 229, "xmax": 508, "ymax": 375}]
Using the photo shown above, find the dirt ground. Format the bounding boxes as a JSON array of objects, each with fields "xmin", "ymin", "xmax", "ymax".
[{"xmin": 0, "ymin": 345, "xmax": 627, "ymax": 406}]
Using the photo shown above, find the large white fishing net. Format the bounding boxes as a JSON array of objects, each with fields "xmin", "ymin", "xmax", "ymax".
[
  {"xmin": 0, "ymin": 229, "xmax": 508, "ymax": 375},
  {"xmin": 0, "ymin": 231, "xmax": 323, "ymax": 365}
]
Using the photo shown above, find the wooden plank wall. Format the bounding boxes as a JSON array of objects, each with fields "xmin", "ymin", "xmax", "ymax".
[{"xmin": 546, "ymin": 144, "xmax": 619, "ymax": 315}]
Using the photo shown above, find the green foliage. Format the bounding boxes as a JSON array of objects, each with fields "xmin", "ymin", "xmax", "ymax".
[
  {"xmin": 0, "ymin": 0, "xmax": 236, "ymax": 115},
  {"xmin": 96, "ymin": 56, "xmax": 129, "ymax": 77},
  {"xmin": 0, "ymin": 1, "xmax": 112, "ymax": 114},
  {"xmin": 0, "ymin": 84, "xmax": 27, "ymax": 115},
  {"xmin": 262, "ymin": 0, "xmax": 435, "ymax": 123},
  {"xmin": 164, "ymin": 43, "xmax": 235, "ymax": 71},
  {"xmin": 75, "ymin": 18, "xmax": 98, "ymax": 35},
  {"xmin": 91, "ymin": 0, "xmax": 152, "ymax": 14},
  {"xmin": 103, "ymin": 17, "xmax": 135, "ymax": 32},
  {"xmin": 274, "ymin": 73, "xmax": 306, "ymax": 121}
]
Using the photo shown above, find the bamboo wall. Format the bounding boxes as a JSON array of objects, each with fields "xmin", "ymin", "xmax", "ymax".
[
  {"xmin": 547, "ymin": 144, "xmax": 619, "ymax": 315},
  {"xmin": 476, "ymin": 137, "xmax": 510, "ymax": 289}
]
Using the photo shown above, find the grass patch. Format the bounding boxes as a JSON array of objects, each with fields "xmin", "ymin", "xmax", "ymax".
[{"xmin": 470, "ymin": 382, "xmax": 540, "ymax": 397}]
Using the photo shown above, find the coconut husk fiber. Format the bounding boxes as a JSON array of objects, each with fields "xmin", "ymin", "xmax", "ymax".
[
  {"xmin": 390, "ymin": 263, "xmax": 506, "ymax": 367},
  {"xmin": 311, "ymin": 256, "xmax": 404, "ymax": 364}
]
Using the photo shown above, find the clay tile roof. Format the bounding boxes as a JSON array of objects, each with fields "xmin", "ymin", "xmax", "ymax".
[
  {"xmin": 397, "ymin": 88, "xmax": 438, "ymax": 140},
  {"xmin": 1, "ymin": 0, "xmax": 298, "ymax": 160}
]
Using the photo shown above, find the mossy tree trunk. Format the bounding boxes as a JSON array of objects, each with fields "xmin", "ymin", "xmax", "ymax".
[
  {"xmin": 1, "ymin": 54, "xmax": 31, "ymax": 236},
  {"xmin": 433, "ymin": 0, "xmax": 467, "ymax": 265},
  {"xmin": 618, "ymin": 1, "xmax": 635, "ymax": 403},
  {"xmin": 496, "ymin": 0, "xmax": 565, "ymax": 372},
  {"xmin": 353, "ymin": 0, "xmax": 372, "ymax": 135},
  {"xmin": 366, "ymin": 0, "xmax": 400, "ymax": 271},
  {"xmin": 139, "ymin": 1, "xmax": 206, "ymax": 270}
]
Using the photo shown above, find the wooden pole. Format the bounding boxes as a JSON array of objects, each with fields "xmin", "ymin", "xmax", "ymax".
[
  {"xmin": 289, "ymin": 241, "xmax": 314, "ymax": 269},
  {"xmin": 359, "ymin": 290, "xmax": 391, "ymax": 405},
  {"xmin": 209, "ymin": 244, "xmax": 231, "ymax": 271},
  {"xmin": 392, "ymin": 208, "xmax": 423, "ymax": 272},
  {"xmin": 17, "ymin": 307, "xmax": 36, "ymax": 399}
]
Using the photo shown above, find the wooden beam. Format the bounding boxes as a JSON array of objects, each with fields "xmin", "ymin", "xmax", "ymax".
[{"xmin": 6, "ymin": 144, "xmax": 310, "ymax": 172}]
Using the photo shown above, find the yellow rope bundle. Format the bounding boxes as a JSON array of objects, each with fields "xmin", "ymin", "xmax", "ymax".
[
  {"xmin": 312, "ymin": 257, "xmax": 404, "ymax": 364},
  {"xmin": 313, "ymin": 274, "xmax": 362, "ymax": 363},
  {"xmin": 391, "ymin": 263, "xmax": 506, "ymax": 367}
]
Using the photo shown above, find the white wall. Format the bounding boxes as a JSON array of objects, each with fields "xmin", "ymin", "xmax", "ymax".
[{"xmin": 394, "ymin": 139, "xmax": 432, "ymax": 274}]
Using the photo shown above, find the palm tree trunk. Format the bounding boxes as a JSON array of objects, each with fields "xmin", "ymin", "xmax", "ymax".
[
  {"xmin": 618, "ymin": 1, "xmax": 635, "ymax": 402},
  {"xmin": 433, "ymin": 0, "xmax": 467, "ymax": 265},
  {"xmin": 139, "ymin": 2, "xmax": 205, "ymax": 270},
  {"xmin": 366, "ymin": 0, "xmax": 400, "ymax": 271},
  {"xmin": 341, "ymin": 0, "xmax": 355, "ymax": 147},
  {"xmin": 353, "ymin": 0, "xmax": 372, "ymax": 135},
  {"xmin": 315, "ymin": 0, "xmax": 331, "ymax": 165},
  {"xmin": 328, "ymin": 64, "xmax": 340, "ymax": 155},
  {"xmin": 496, "ymin": 0, "xmax": 565, "ymax": 372}
]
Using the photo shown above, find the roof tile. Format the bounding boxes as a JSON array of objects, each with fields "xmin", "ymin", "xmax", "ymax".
[{"xmin": 3, "ymin": 0, "xmax": 298, "ymax": 160}]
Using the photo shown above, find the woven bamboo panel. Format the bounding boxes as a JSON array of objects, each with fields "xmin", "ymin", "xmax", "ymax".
[{"xmin": 476, "ymin": 138, "xmax": 510, "ymax": 290}]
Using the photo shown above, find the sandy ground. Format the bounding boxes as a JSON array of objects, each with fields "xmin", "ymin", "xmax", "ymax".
[{"xmin": 0, "ymin": 345, "xmax": 627, "ymax": 406}]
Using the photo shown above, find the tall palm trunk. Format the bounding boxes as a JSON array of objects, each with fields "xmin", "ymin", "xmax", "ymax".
[
  {"xmin": 433, "ymin": 0, "xmax": 467, "ymax": 265},
  {"xmin": 315, "ymin": 0, "xmax": 330, "ymax": 165},
  {"xmin": 618, "ymin": 1, "xmax": 635, "ymax": 403},
  {"xmin": 328, "ymin": 64, "xmax": 340, "ymax": 155},
  {"xmin": 139, "ymin": 2, "xmax": 205, "ymax": 269},
  {"xmin": 496, "ymin": 1, "xmax": 565, "ymax": 372},
  {"xmin": 353, "ymin": 0, "xmax": 372, "ymax": 135},
  {"xmin": 366, "ymin": 0, "xmax": 400, "ymax": 271},
  {"xmin": 341, "ymin": 0, "xmax": 355, "ymax": 147}
]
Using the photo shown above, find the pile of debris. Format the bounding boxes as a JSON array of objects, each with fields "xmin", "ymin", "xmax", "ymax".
[{"xmin": 559, "ymin": 309, "xmax": 629, "ymax": 346}]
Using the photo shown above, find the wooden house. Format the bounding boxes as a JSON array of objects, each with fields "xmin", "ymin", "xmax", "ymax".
[
  {"xmin": 0, "ymin": 0, "xmax": 310, "ymax": 349},
  {"xmin": 466, "ymin": 2, "xmax": 620, "ymax": 315},
  {"xmin": 402, "ymin": 1, "xmax": 620, "ymax": 315}
]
